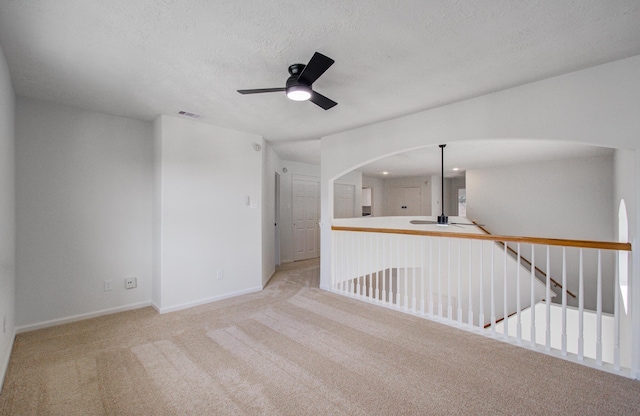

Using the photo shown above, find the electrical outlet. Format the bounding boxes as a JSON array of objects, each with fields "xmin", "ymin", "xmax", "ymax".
[
  {"xmin": 217, "ymin": 269, "xmax": 224, "ymax": 280},
  {"xmin": 104, "ymin": 279, "xmax": 113, "ymax": 291},
  {"xmin": 125, "ymin": 277, "xmax": 137, "ymax": 289}
]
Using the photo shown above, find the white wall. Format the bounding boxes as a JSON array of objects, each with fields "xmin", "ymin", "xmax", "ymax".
[
  {"xmin": 278, "ymin": 160, "xmax": 320, "ymax": 263},
  {"xmin": 0, "ymin": 42, "xmax": 15, "ymax": 392},
  {"xmin": 446, "ymin": 177, "xmax": 465, "ymax": 216},
  {"xmin": 335, "ymin": 170, "xmax": 363, "ymax": 217},
  {"xmin": 466, "ymin": 154, "xmax": 614, "ymax": 312},
  {"xmin": 467, "ymin": 155, "xmax": 613, "ymax": 240},
  {"xmin": 614, "ymin": 149, "xmax": 637, "ymax": 244},
  {"xmin": 321, "ymin": 56, "xmax": 640, "ymax": 294},
  {"xmin": 613, "ymin": 148, "xmax": 637, "ymax": 369},
  {"xmin": 362, "ymin": 175, "xmax": 383, "ymax": 216},
  {"xmin": 431, "ymin": 175, "xmax": 441, "ymax": 216},
  {"xmin": 262, "ymin": 143, "xmax": 282, "ymax": 286},
  {"xmin": 154, "ymin": 115, "xmax": 262, "ymax": 312},
  {"xmin": 15, "ymin": 98, "xmax": 153, "ymax": 329}
]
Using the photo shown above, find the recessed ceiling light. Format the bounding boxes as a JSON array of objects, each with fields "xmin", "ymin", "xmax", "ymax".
[
  {"xmin": 382, "ymin": 171, "xmax": 389, "ymax": 175},
  {"xmin": 452, "ymin": 167, "xmax": 460, "ymax": 171}
]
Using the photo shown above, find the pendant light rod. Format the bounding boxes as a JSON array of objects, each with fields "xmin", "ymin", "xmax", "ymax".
[{"xmin": 437, "ymin": 144, "xmax": 448, "ymax": 225}]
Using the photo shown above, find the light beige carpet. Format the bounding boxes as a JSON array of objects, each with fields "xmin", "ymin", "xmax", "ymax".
[{"xmin": 1, "ymin": 258, "xmax": 639, "ymax": 415}]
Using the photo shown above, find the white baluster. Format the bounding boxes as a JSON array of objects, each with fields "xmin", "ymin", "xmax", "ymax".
[
  {"xmin": 357, "ymin": 233, "xmax": 362, "ymax": 298},
  {"xmin": 458, "ymin": 238, "xmax": 462, "ymax": 325},
  {"xmin": 516, "ymin": 243, "xmax": 522, "ymax": 344},
  {"xmin": 349, "ymin": 232, "xmax": 356, "ymax": 296},
  {"xmin": 375, "ymin": 234, "xmax": 380, "ymax": 302},
  {"xmin": 578, "ymin": 248, "xmax": 584, "ymax": 361},
  {"xmin": 530, "ymin": 246, "xmax": 536, "ymax": 348},
  {"xmin": 360, "ymin": 234, "xmax": 363, "ymax": 297},
  {"xmin": 448, "ymin": 238, "xmax": 452, "ymax": 321},
  {"xmin": 545, "ymin": 246, "xmax": 551, "ymax": 352},
  {"xmin": 387, "ymin": 234, "xmax": 392, "ymax": 304},
  {"xmin": 503, "ymin": 241, "xmax": 508, "ymax": 340},
  {"xmin": 362, "ymin": 232, "xmax": 367, "ymax": 299},
  {"xmin": 429, "ymin": 238, "xmax": 434, "ymax": 316},
  {"xmin": 561, "ymin": 247, "xmax": 567, "ymax": 357},
  {"xmin": 479, "ymin": 241, "xmax": 484, "ymax": 329},
  {"xmin": 331, "ymin": 231, "xmax": 336, "ymax": 290},
  {"xmin": 596, "ymin": 250, "xmax": 603, "ymax": 366},
  {"xmin": 404, "ymin": 236, "xmax": 408, "ymax": 310},
  {"xmin": 402, "ymin": 236, "xmax": 409, "ymax": 311},
  {"xmin": 412, "ymin": 237, "xmax": 417, "ymax": 313},
  {"xmin": 491, "ymin": 241, "xmax": 496, "ymax": 335},
  {"xmin": 438, "ymin": 238, "xmax": 443, "ymax": 319},
  {"xmin": 396, "ymin": 234, "xmax": 401, "ymax": 308},
  {"xmin": 334, "ymin": 231, "xmax": 346, "ymax": 292},
  {"xmin": 382, "ymin": 234, "xmax": 387, "ymax": 304},
  {"xmin": 615, "ymin": 249, "xmax": 621, "ymax": 371},
  {"xmin": 420, "ymin": 237, "xmax": 425, "ymax": 315},
  {"xmin": 468, "ymin": 239, "xmax": 474, "ymax": 329},
  {"xmin": 368, "ymin": 234, "xmax": 373, "ymax": 300}
]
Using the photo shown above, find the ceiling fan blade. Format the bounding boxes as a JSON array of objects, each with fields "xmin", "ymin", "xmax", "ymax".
[
  {"xmin": 298, "ymin": 52, "xmax": 334, "ymax": 85},
  {"xmin": 410, "ymin": 220, "xmax": 438, "ymax": 225},
  {"xmin": 237, "ymin": 87, "xmax": 285, "ymax": 94},
  {"xmin": 309, "ymin": 91, "xmax": 337, "ymax": 110}
]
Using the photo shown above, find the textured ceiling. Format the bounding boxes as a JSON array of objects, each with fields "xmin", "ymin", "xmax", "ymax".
[{"xmin": 0, "ymin": 0, "xmax": 639, "ymax": 165}]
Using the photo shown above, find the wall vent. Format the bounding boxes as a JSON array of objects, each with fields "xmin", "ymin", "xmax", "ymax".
[{"xmin": 178, "ymin": 110, "xmax": 204, "ymax": 119}]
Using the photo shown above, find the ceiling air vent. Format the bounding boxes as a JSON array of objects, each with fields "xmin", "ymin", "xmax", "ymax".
[{"xmin": 178, "ymin": 110, "xmax": 204, "ymax": 119}]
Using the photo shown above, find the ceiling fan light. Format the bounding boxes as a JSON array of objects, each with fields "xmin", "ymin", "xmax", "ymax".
[{"xmin": 286, "ymin": 86, "xmax": 311, "ymax": 101}]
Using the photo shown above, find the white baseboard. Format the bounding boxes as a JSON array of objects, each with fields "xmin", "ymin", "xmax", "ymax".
[
  {"xmin": 157, "ymin": 286, "xmax": 263, "ymax": 314},
  {"xmin": 1, "ymin": 329, "xmax": 16, "ymax": 394},
  {"xmin": 15, "ymin": 301, "xmax": 152, "ymax": 334}
]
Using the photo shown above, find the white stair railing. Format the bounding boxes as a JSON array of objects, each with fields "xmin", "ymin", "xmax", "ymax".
[{"xmin": 331, "ymin": 222, "xmax": 632, "ymax": 376}]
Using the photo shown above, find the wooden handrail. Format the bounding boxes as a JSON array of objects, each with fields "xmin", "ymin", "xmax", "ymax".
[
  {"xmin": 485, "ymin": 311, "xmax": 519, "ymax": 329},
  {"xmin": 473, "ymin": 222, "xmax": 576, "ymax": 299},
  {"xmin": 330, "ymin": 226, "xmax": 632, "ymax": 252}
]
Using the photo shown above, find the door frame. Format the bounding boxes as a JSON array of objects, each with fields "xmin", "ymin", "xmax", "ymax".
[{"xmin": 275, "ymin": 171, "xmax": 281, "ymax": 265}]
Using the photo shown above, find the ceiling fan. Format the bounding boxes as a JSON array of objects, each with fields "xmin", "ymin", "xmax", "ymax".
[
  {"xmin": 410, "ymin": 144, "xmax": 481, "ymax": 227},
  {"xmin": 237, "ymin": 52, "xmax": 337, "ymax": 110}
]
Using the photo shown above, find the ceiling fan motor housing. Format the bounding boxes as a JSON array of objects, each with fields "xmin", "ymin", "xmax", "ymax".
[{"xmin": 288, "ymin": 63, "xmax": 305, "ymax": 75}]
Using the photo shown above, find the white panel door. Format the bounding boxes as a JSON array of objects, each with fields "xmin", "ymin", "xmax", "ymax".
[
  {"xmin": 293, "ymin": 178, "xmax": 320, "ymax": 261},
  {"xmin": 334, "ymin": 183, "xmax": 355, "ymax": 218},
  {"xmin": 403, "ymin": 187, "xmax": 422, "ymax": 215}
]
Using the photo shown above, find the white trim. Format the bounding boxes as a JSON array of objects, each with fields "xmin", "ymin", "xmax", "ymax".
[
  {"xmin": 156, "ymin": 286, "xmax": 263, "ymax": 314},
  {"xmin": 1, "ymin": 329, "xmax": 16, "ymax": 394},
  {"xmin": 15, "ymin": 301, "xmax": 152, "ymax": 334}
]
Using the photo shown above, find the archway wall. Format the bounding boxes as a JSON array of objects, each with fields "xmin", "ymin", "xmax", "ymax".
[{"xmin": 320, "ymin": 54, "xmax": 640, "ymax": 290}]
